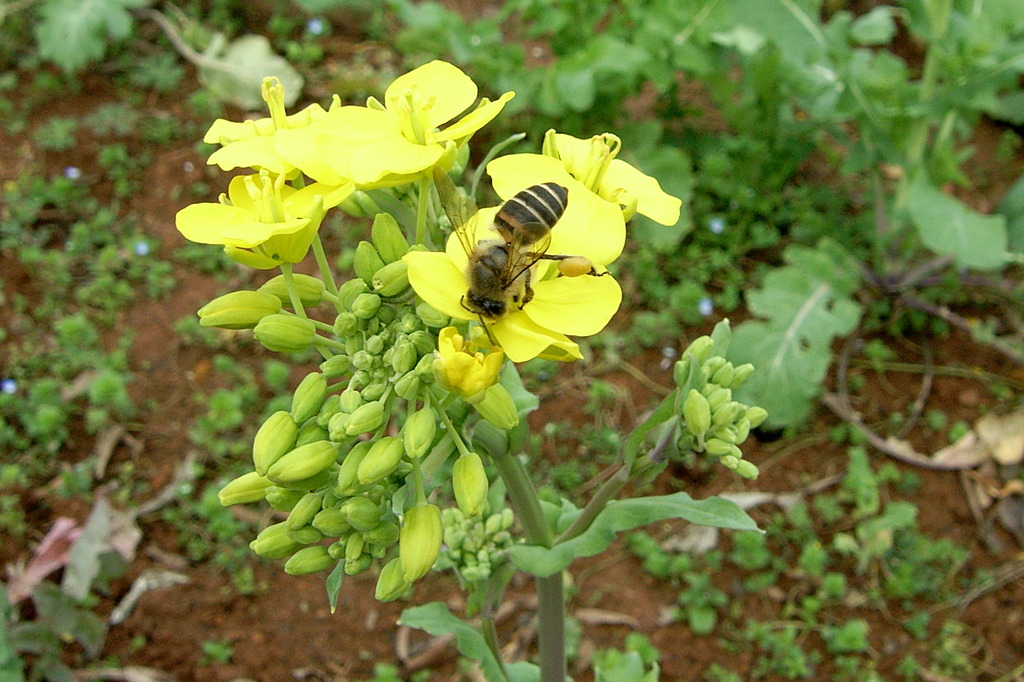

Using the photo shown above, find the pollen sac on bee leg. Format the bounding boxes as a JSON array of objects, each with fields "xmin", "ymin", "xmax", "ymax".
[{"xmin": 557, "ymin": 256, "xmax": 598, "ymax": 278}]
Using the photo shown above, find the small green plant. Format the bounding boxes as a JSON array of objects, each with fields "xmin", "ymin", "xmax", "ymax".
[{"xmin": 199, "ymin": 638, "xmax": 234, "ymax": 665}]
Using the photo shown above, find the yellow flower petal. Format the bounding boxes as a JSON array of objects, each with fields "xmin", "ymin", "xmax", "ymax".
[
  {"xmin": 434, "ymin": 92, "xmax": 515, "ymax": 144},
  {"xmin": 176, "ymin": 203, "xmax": 305, "ymax": 248},
  {"xmin": 207, "ymin": 136, "xmax": 292, "ymax": 174},
  {"xmin": 487, "ymin": 154, "xmax": 570, "ymax": 199},
  {"xmin": 403, "ymin": 251, "xmax": 474, "ymax": 320},
  {"xmin": 273, "ymin": 127, "xmax": 352, "ymax": 186},
  {"xmin": 490, "ymin": 312, "xmax": 581, "ymax": 362},
  {"xmin": 223, "ymin": 245, "xmax": 280, "ymax": 269},
  {"xmin": 288, "ymin": 181, "xmax": 354, "ymax": 214},
  {"xmin": 524, "ymin": 274, "xmax": 621, "ymax": 337},
  {"xmin": 385, "ymin": 60, "xmax": 478, "ymax": 129},
  {"xmin": 348, "ymin": 136, "xmax": 444, "ymax": 185},
  {"xmin": 604, "ymin": 158, "xmax": 681, "ymax": 225}
]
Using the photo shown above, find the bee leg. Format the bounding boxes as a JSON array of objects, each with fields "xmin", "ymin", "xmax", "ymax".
[
  {"xmin": 476, "ymin": 317, "xmax": 499, "ymax": 347},
  {"xmin": 518, "ymin": 269, "xmax": 534, "ymax": 310}
]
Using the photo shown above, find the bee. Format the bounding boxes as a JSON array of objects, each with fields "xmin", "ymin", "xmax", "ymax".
[{"xmin": 434, "ymin": 169, "xmax": 603, "ymax": 323}]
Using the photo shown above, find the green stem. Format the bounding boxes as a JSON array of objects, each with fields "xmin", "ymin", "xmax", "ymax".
[
  {"xmin": 311, "ymin": 234, "xmax": 339, "ymax": 302},
  {"xmin": 490, "ymin": 448, "xmax": 552, "ymax": 547},
  {"xmin": 555, "ymin": 465, "xmax": 629, "ymax": 544},
  {"xmin": 279, "ymin": 263, "xmax": 306, "ymax": 319},
  {"xmin": 415, "ymin": 175, "xmax": 431, "ymax": 246}
]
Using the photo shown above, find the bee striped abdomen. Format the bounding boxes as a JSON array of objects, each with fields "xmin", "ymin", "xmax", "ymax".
[{"xmin": 493, "ymin": 183, "xmax": 568, "ymax": 245}]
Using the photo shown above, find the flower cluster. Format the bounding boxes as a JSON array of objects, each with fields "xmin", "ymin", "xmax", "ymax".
[{"xmin": 177, "ymin": 61, "xmax": 683, "ymax": 599}]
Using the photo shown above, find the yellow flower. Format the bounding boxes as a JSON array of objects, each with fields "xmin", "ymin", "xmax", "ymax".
[
  {"xmin": 203, "ymin": 77, "xmax": 332, "ymax": 176},
  {"xmin": 404, "ymin": 191, "xmax": 623, "ymax": 363},
  {"xmin": 489, "ymin": 130, "xmax": 682, "ymax": 226},
  {"xmin": 433, "ymin": 327, "xmax": 504, "ymax": 402},
  {"xmin": 279, "ymin": 61, "xmax": 515, "ymax": 188},
  {"xmin": 175, "ymin": 171, "xmax": 353, "ymax": 269}
]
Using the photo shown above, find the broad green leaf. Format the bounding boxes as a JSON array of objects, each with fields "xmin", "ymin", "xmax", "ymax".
[
  {"xmin": 200, "ymin": 35, "xmax": 304, "ymax": 109},
  {"xmin": 849, "ymin": 6, "xmax": 897, "ymax": 45},
  {"xmin": 732, "ymin": 240, "xmax": 862, "ymax": 428},
  {"xmin": 0, "ymin": 587, "xmax": 24, "ymax": 682},
  {"xmin": 906, "ymin": 177, "xmax": 1009, "ymax": 270},
  {"xmin": 996, "ymin": 172, "xmax": 1024, "ymax": 253},
  {"xmin": 595, "ymin": 650, "xmax": 660, "ymax": 682},
  {"xmin": 399, "ymin": 602, "xmax": 508, "ymax": 681},
  {"xmin": 727, "ymin": 0, "xmax": 829, "ymax": 64},
  {"xmin": 507, "ymin": 493, "xmax": 758, "ymax": 577},
  {"xmin": 35, "ymin": 0, "xmax": 149, "ymax": 72}
]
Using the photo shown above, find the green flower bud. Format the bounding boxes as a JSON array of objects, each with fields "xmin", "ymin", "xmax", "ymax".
[
  {"xmin": 198, "ymin": 290, "xmax": 282, "ymax": 330},
  {"xmin": 258, "ymin": 273, "xmax": 326, "ymax": 308},
  {"xmin": 683, "ymin": 389, "xmax": 711, "ymax": 437},
  {"xmin": 338, "ymin": 189, "xmax": 381, "ymax": 218},
  {"xmin": 415, "ymin": 301, "xmax": 450, "ymax": 329},
  {"xmin": 734, "ymin": 418, "xmax": 751, "ymax": 444},
  {"xmin": 274, "ymin": 467, "xmax": 334, "ymax": 492},
  {"xmin": 266, "ymin": 440, "xmax": 339, "ymax": 485},
  {"xmin": 345, "ymin": 551, "xmax": 373, "ymax": 576},
  {"xmin": 284, "ymin": 545, "xmax": 334, "ymax": 575},
  {"xmin": 364, "ymin": 520, "xmax": 400, "ymax": 548},
  {"xmin": 735, "ymin": 459, "xmax": 760, "ymax": 479},
  {"xmin": 684, "ymin": 335, "xmax": 714, "ymax": 364},
  {"xmin": 702, "ymin": 356, "xmax": 727, "ymax": 377},
  {"xmin": 453, "ymin": 452, "xmax": 488, "ymax": 517},
  {"xmin": 337, "ymin": 278, "xmax": 369, "ymax": 310},
  {"xmin": 394, "ymin": 373, "xmax": 421, "ymax": 401},
  {"xmin": 291, "ymin": 372, "xmax": 328, "ymax": 424},
  {"xmin": 250, "ymin": 522, "xmax": 303, "ymax": 559},
  {"xmin": 315, "ymin": 394, "xmax": 341, "ymax": 430},
  {"xmin": 286, "ymin": 491, "xmax": 326, "ymax": 532},
  {"xmin": 334, "ymin": 312, "xmax": 359, "ymax": 338},
  {"xmin": 745, "ymin": 406, "xmax": 769, "ymax": 428},
  {"xmin": 408, "ymin": 330, "xmax": 435, "ymax": 356},
  {"xmin": 372, "ymin": 260, "xmax": 410, "ymax": 298},
  {"xmin": 357, "ymin": 436, "xmax": 404, "ymax": 484},
  {"xmin": 327, "ymin": 412, "xmax": 349, "ymax": 442},
  {"xmin": 730, "ymin": 363, "xmax": 755, "ymax": 388},
  {"xmin": 351, "ymin": 349, "xmax": 376, "ymax": 372},
  {"xmin": 345, "ymin": 400, "xmax": 385, "ymax": 436},
  {"xmin": 345, "ymin": 531, "xmax": 365, "ymax": 564},
  {"xmin": 311, "ymin": 507, "xmax": 351, "ymax": 537},
  {"xmin": 703, "ymin": 386, "xmax": 731, "ymax": 412},
  {"xmin": 320, "ymin": 353, "xmax": 352, "ymax": 380},
  {"xmin": 673, "ymin": 356, "xmax": 693, "ymax": 389},
  {"xmin": 361, "ymin": 380, "xmax": 386, "ymax": 402},
  {"xmin": 286, "ymin": 526, "xmax": 324, "ymax": 545},
  {"xmin": 712, "ymin": 401, "xmax": 743, "ymax": 429},
  {"xmin": 402, "ymin": 407, "xmax": 436, "ymax": 459},
  {"xmin": 473, "ymin": 384, "xmax": 519, "ymax": 430},
  {"xmin": 341, "ymin": 495, "xmax": 383, "ymax": 532},
  {"xmin": 366, "ymin": 333, "xmax": 387, "ymax": 355},
  {"xmin": 218, "ymin": 471, "xmax": 273, "ymax": 506},
  {"xmin": 354, "ymin": 240, "xmax": 386, "ymax": 285},
  {"xmin": 704, "ymin": 437, "xmax": 735, "ymax": 457},
  {"xmin": 265, "ymin": 486, "xmax": 305, "ymax": 511},
  {"xmin": 352, "ymin": 293, "xmax": 382, "ymax": 320},
  {"xmin": 711, "ymin": 362, "xmax": 735, "ymax": 387},
  {"xmin": 335, "ymin": 441, "xmax": 373, "ymax": 494},
  {"xmin": 371, "ymin": 212, "xmax": 411, "ymax": 263},
  {"xmin": 400, "ymin": 503, "xmax": 443, "ymax": 582},
  {"xmin": 391, "ymin": 341, "xmax": 418, "ymax": 375},
  {"xmin": 720, "ymin": 455, "xmax": 740, "ymax": 470},
  {"xmin": 375, "ymin": 557, "xmax": 410, "ymax": 602},
  {"xmin": 253, "ymin": 410, "xmax": 298, "ymax": 476},
  {"xmin": 253, "ymin": 314, "xmax": 316, "ymax": 353}
]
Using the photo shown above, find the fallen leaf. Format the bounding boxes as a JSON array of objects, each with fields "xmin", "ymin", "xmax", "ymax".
[{"xmin": 975, "ymin": 408, "xmax": 1024, "ymax": 465}]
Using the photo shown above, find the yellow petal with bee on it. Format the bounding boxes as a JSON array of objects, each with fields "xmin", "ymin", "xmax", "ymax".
[
  {"xmin": 486, "ymin": 154, "xmax": 626, "ymax": 266},
  {"xmin": 490, "ymin": 312, "xmax": 582, "ymax": 363},
  {"xmin": 603, "ymin": 158, "xmax": 682, "ymax": 226},
  {"xmin": 403, "ymin": 250, "xmax": 476, "ymax": 321},
  {"xmin": 385, "ymin": 60, "xmax": 479, "ymax": 130},
  {"xmin": 524, "ymin": 273, "xmax": 622, "ymax": 337}
]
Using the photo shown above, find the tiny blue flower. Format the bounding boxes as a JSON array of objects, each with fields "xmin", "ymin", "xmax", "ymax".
[
  {"xmin": 707, "ymin": 216, "xmax": 725, "ymax": 234},
  {"xmin": 306, "ymin": 17, "xmax": 325, "ymax": 36},
  {"xmin": 0, "ymin": 378, "xmax": 17, "ymax": 395},
  {"xmin": 133, "ymin": 241, "xmax": 151, "ymax": 256},
  {"xmin": 698, "ymin": 297, "xmax": 714, "ymax": 317},
  {"xmin": 64, "ymin": 166, "xmax": 81, "ymax": 180}
]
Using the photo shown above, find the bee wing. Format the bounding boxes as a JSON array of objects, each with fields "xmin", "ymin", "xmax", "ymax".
[
  {"xmin": 504, "ymin": 232, "xmax": 552, "ymax": 286},
  {"xmin": 432, "ymin": 167, "xmax": 478, "ymax": 258}
]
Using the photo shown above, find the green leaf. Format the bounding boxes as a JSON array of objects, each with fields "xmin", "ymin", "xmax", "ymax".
[
  {"xmin": 325, "ymin": 561, "xmax": 345, "ymax": 614},
  {"xmin": 399, "ymin": 602, "xmax": 510, "ymax": 681},
  {"xmin": 507, "ymin": 493, "xmax": 758, "ymax": 577},
  {"xmin": 906, "ymin": 177, "xmax": 1009, "ymax": 270},
  {"xmin": 200, "ymin": 35, "xmax": 304, "ymax": 109},
  {"xmin": 0, "ymin": 587, "xmax": 24, "ymax": 682},
  {"xmin": 849, "ymin": 6, "xmax": 897, "ymax": 45},
  {"xmin": 728, "ymin": 0, "xmax": 829, "ymax": 64},
  {"xmin": 996, "ymin": 172, "xmax": 1024, "ymax": 253},
  {"xmin": 731, "ymin": 240, "xmax": 863, "ymax": 428},
  {"xmin": 35, "ymin": 0, "xmax": 149, "ymax": 72},
  {"xmin": 62, "ymin": 499, "xmax": 112, "ymax": 601},
  {"xmin": 595, "ymin": 650, "xmax": 660, "ymax": 682}
]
